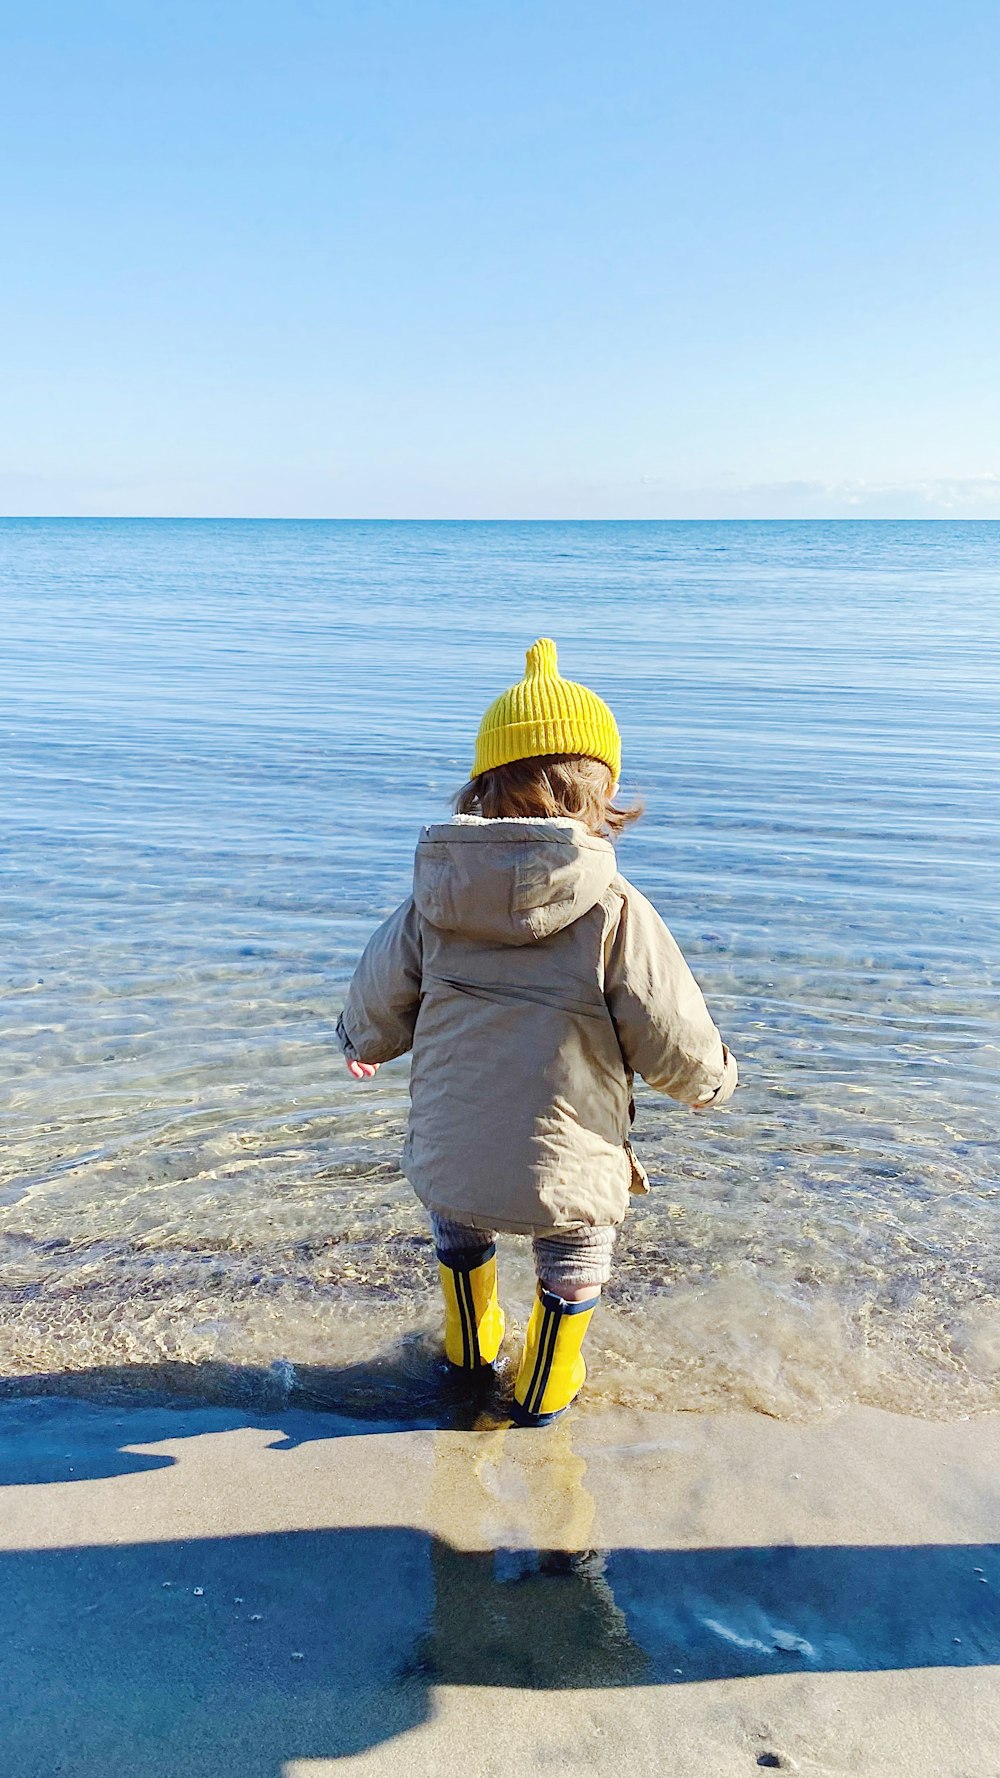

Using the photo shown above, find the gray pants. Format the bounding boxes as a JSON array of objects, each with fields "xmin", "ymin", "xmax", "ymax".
[{"xmin": 431, "ymin": 1213, "xmax": 616, "ymax": 1294}]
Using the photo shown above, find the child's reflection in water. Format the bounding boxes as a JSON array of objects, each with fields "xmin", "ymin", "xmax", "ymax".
[{"xmin": 417, "ymin": 1421, "xmax": 648, "ymax": 1688}]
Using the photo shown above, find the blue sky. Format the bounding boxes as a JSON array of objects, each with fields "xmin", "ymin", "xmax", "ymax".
[{"xmin": 2, "ymin": 0, "xmax": 998, "ymax": 517}]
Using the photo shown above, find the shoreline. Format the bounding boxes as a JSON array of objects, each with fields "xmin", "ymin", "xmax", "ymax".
[{"xmin": 1, "ymin": 1284, "xmax": 997, "ymax": 1423}]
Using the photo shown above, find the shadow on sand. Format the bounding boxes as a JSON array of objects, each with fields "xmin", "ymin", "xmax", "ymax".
[
  {"xmin": 0, "ymin": 1346, "xmax": 504, "ymax": 1484},
  {"xmin": 2, "ymin": 1524, "xmax": 999, "ymax": 1770},
  {"xmin": 1, "ymin": 1361, "xmax": 998, "ymax": 1770}
]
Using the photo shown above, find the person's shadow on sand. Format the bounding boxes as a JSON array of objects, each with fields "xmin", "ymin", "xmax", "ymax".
[{"xmin": 0, "ymin": 1522, "xmax": 998, "ymax": 1771}]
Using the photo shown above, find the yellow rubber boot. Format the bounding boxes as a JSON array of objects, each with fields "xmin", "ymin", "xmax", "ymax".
[
  {"xmin": 437, "ymin": 1242, "xmax": 506, "ymax": 1371},
  {"xmin": 512, "ymin": 1286, "xmax": 599, "ymax": 1425}
]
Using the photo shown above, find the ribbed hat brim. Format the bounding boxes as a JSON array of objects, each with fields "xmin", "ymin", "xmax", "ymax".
[{"xmin": 472, "ymin": 648, "xmax": 621, "ymax": 779}]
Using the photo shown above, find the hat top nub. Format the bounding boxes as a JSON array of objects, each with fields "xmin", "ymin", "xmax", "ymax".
[
  {"xmin": 525, "ymin": 637, "xmax": 558, "ymax": 678},
  {"xmin": 470, "ymin": 636, "xmax": 622, "ymax": 782}
]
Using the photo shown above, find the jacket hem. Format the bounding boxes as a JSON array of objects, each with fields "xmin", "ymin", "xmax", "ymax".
[{"xmin": 411, "ymin": 1194, "xmax": 626, "ymax": 1239}]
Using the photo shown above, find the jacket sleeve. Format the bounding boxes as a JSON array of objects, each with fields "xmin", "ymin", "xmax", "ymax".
[
  {"xmin": 604, "ymin": 881, "xmax": 738, "ymax": 1108},
  {"xmin": 336, "ymin": 897, "xmax": 423, "ymax": 1064}
]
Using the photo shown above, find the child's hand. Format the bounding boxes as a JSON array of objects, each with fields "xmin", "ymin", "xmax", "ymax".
[
  {"xmin": 346, "ymin": 1058, "xmax": 380, "ymax": 1080},
  {"xmin": 689, "ymin": 1045, "xmax": 737, "ymax": 1111}
]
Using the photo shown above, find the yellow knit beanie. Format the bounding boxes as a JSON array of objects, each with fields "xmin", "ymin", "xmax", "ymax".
[{"xmin": 472, "ymin": 639, "xmax": 621, "ymax": 780}]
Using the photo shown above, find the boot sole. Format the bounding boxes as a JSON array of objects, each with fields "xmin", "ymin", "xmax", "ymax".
[{"xmin": 509, "ymin": 1397, "xmax": 576, "ymax": 1427}]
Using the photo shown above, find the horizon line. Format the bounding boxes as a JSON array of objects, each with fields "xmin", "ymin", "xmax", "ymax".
[{"xmin": 1, "ymin": 514, "xmax": 998, "ymax": 525}]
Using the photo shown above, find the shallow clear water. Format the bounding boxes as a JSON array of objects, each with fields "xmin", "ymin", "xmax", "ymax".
[{"xmin": 2, "ymin": 519, "xmax": 998, "ymax": 1418}]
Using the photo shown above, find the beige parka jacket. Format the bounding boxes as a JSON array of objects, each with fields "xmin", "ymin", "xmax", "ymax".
[{"xmin": 336, "ymin": 816, "xmax": 738, "ymax": 1235}]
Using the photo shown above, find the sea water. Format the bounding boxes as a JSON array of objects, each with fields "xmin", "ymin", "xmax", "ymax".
[{"xmin": 2, "ymin": 519, "xmax": 998, "ymax": 1418}]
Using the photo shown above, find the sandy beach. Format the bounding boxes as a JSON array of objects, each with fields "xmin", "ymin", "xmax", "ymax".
[{"xmin": 2, "ymin": 1392, "xmax": 997, "ymax": 1776}]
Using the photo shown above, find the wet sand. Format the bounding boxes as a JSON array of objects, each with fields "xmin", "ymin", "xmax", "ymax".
[{"xmin": 2, "ymin": 1395, "xmax": 998, "ymax": 1776}]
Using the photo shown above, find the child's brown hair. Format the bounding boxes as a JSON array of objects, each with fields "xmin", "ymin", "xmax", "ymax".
[{"xmin": 453, "ymin": 753, "xmax": 643, "ymax": 840}]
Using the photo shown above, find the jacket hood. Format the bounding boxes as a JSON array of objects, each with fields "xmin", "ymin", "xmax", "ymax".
[{"xmin": 413, "ymin": 816, "xmax": 617, "ymax": 947}]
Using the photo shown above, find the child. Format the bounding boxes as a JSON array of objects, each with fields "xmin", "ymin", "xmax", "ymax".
[{"xmin": 337, "ymin": 638, "xmax": 738, "ymax": 1425}]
